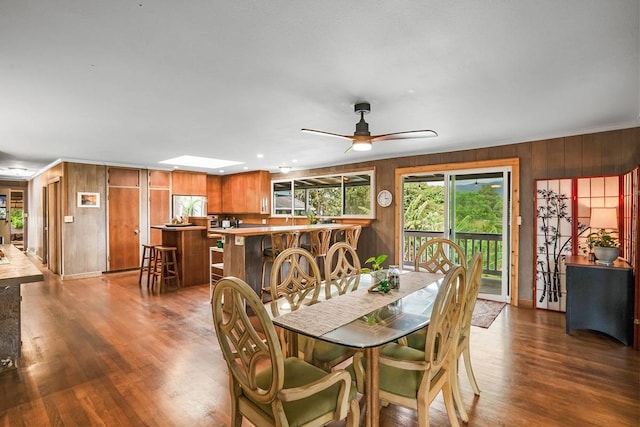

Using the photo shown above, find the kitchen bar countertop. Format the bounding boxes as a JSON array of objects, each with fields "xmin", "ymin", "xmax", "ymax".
[
  {"xmin": 151, "ymin": 225, "xmax": 207, "ymax": 231},
  {"xmin": 211, "ymin": 223, "xmax": 352, "ymax": 237}
]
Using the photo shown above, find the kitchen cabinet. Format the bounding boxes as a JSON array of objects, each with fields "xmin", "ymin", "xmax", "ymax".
[
  {"xmin": 222, "ymin": 170, "xmax": 270, "ymax": 214},
  {"xmin": 565, "ymin": 256, "xmax": 634, "ymax": 345},
  {"xmin": 172, "ymin": 171, "xmax": 207, "ymax": 196},
  {"xmin": 207, "ymin": 175, "xmax": 222, "ymax": 213}
]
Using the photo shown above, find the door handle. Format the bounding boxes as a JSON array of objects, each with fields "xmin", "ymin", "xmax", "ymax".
[{"xmin": 134, "ymin": 229, "xmax": 140, "ymax": 235}]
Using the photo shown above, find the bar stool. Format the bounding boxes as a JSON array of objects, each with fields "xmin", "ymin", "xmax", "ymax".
[
  {"xmin": 138, "ymin": 244, "xmax": 156, "ymax": 288},
  {"xmin": 260, "ymin": 231, "xmax": 300, "ymax": 301},
  {"xmin": 345, "ymin": 225, "xmax": 362, "ymax": 250},
  {"xmin": 151, "ymin": 246, "xmax": 181, "ymax": 292},
  {"xmin": 302, "ymin": 228, "xmax": 332, "ymax": 278}
]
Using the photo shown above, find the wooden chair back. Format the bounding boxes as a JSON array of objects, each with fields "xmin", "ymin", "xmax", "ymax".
[
  {"xmin": 461, "ymin": 252, "xmax": 483, "ymax": 341},
  {"xmin": 211, "ymin": 277, "xmax": 283, "ymax": 405},
  {"xmin": 270, "ymin": 231, "xmax": 300, "ymax": 257},
  {"xmin": 308, "ymin": 228, "xmax": 332, "ymax": 258},
  {"xmin": 424, "ymin": 265, "xmax": 466, "ymax": 371},
  {"xmin": 324, "ymin": 242, "xmax": 362, "ymax": 298},
  {"xmin": 414, "ymin": 238, "xmax": 467, "ymax": 273},
  {"xmin": 345, "ymin": 225, "xmax": 362, "ymax": 250},
  {"xmin": 269, "ymin": 247, "xmax": 322, "ymax": 310}
]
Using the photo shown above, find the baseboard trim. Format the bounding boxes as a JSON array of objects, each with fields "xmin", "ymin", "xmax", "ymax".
[
  {"xmin": 62, "ymin": 271, "xmax": 102, "ymax": 280},
  {"xmin": 517, "ymin": 299, "xmax": 534, "ymax": 308}
]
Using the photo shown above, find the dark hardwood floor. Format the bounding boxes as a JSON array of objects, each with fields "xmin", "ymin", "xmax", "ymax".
[{"xmin": 1, "ymin": 262, "xmax": 639, "ymax": 426}]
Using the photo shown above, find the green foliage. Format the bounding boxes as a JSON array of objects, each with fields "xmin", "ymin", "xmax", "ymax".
[
  {"xmin": 10, "ymin": 209, "xmax": 23, "ymax": 229},
  {"xmin": 361, "ymin": 254, "xmax": 387, "ymax": 273},
  {"xmin": 587, "ymin": 229, "xmax": 619, "ymax": 248}
]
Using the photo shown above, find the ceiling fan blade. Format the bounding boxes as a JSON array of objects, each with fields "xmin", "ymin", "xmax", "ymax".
[
  {"xmin": 371, "ymin": 129, "xmax": 438, "ymax": 142},
  {"xmin": 301, "ymin": 128, "xmax": 354, "ymax": 141}
]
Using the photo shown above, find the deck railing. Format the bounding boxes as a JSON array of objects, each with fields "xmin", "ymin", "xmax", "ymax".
[{"xmin": 403, "ymin": 230, "xmax": 503, "ymax": 278}]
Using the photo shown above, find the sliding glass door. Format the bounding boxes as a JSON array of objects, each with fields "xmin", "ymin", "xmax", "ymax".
[{"xmin": 402, "ymin": 167, "xmax": 511, "ymax": 302}]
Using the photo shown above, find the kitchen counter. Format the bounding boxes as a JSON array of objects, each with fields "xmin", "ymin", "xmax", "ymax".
[
  {"xmin": 212, "ymin": 223, "xmax": 351, "ymax": 237},
  {"xmin": 151, "ymin": 225, "xmax": 213, "ymax": 287},
  {"xmin": 215, "ymin": 223, "xmax": 359, "ymax": 297},
  {"xmin": 0, "ymin": 244, "xmax": 45, "ymax": 372}
]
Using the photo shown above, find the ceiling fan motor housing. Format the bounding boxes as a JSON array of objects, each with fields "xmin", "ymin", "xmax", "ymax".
[
  {"xmin": 354, "ymin": 102, "xmax": 371, "ymax": 136},
  {"xmin": 354, "ymin": 102, "xmax": 371, "ymax": 115}
]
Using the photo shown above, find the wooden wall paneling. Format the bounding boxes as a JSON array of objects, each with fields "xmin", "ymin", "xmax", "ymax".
[
  {"xmin": 531, "ymin": 138, "xmax": 548, "ymax": 179},
  {"xmin": 63, "ymin": 163, "xmax": 107, "ymax": 277},
  {"xmin": 545, "ymin": 138, "xmax": 565, "ymax": 178},
  {"xmin": 516, "ymin": 143, "xmax": 534, "ymax": 306},
  {"xmin": 581, "ymin": 133, "xmax": 603, "ymax": 177},
  {"xmin": 563, "ymin": 135, "xmax": 583, "ymax": 177}
]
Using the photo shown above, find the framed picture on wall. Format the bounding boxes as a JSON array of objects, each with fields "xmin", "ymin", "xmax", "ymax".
[{"xmin": 77, "ymin": 192, "xmax": 100, "ymax": 208}]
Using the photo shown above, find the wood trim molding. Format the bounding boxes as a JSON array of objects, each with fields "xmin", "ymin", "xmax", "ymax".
[{"xmin": 394, "ymin": 157, "xmax": 521, "ymax": 306}]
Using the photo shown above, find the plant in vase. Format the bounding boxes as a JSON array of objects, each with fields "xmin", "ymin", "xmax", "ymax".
[
  {"xmin": 362, "ymin": 254, "xmax": 388, "ymax": 284},
  {"xmin": 587, "ymin": 229, "xmax": 619, "ymax": 265}
]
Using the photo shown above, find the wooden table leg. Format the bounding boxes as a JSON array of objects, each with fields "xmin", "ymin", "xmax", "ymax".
[{"xmin": 365, "ymin": 346, "xmax": 380, "ymax": 427}]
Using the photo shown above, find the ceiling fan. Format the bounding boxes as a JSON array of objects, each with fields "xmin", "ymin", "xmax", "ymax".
[{"xmin": 301, "ymin": 102, "xmax": 437, "ymax": 152}]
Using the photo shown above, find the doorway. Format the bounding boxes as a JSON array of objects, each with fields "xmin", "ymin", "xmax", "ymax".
[
  {"xmin": 9, "ymin": 190, "xmax": 24, "ymax": 250},
  {"xmin": 401, "ymin": 167, "xmax": 512, "ymax": 302}
]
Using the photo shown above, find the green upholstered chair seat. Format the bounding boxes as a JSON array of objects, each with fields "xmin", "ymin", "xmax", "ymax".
[
  {"xmin": 255, "ymin": 357, "xmax": 356, "ymax": 427},
  {"xmin": 379, "ymin": 343, "xmax": 432, "ymax": 399},
  {"xmin": 304, "ymin": 336, "xmax": 352, "ymax": 363}
]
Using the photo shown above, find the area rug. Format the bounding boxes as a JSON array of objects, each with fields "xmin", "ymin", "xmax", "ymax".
[{"xmin": 471, "ymin": 299, "xmax": 506, "ymax": 328}]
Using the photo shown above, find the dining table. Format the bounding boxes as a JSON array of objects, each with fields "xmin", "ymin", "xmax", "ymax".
[{"xmin": 266, "ymin": 270, "xmax": 445, "ymax": 427}]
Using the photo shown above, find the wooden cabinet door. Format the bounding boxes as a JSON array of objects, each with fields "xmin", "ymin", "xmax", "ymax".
[
  {"xmin": 149, "ymin": 170, "xmax": 171, "ymax": 245},
  {"xmin": 108, "ymin": 168, "xmax": 140, "ymax": 271},
  {"xmin": 172, "ymin": 171, "xmax": 206, "ymax": 195},
  {"xmin": 207, "ymin": 175, "xmax": 222, "ymax": 213},
  {"xmin": 222, "ymin": 171, "xmax": 271, "ymax": 213}
]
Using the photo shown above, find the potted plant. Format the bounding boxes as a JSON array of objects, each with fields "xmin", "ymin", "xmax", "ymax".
[
  {"xmin": 361, "ymin": 254, "xmax": 388, "ymax": 283},
  {"xmin": 587, "ymin": 229, "xmax": 619, "ymax": 264}
]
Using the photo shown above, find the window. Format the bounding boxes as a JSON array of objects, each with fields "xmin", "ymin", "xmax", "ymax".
[{"xmin": 272, "ymin": 171, "xmax": 374, "ymax": 218}]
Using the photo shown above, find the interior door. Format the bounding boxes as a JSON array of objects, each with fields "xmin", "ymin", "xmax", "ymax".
[{"xmin": 108, "ymin": 168, "xmax": 140, "ymax": 271}]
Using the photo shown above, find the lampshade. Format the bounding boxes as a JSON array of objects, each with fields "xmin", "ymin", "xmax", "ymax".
[{"xmin": 590, "ymin": 207, "xmax": 618, "ymax": 230}]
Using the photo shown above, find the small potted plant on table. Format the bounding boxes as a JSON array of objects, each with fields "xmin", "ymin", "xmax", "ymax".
[{"xmin": 587, "ymin": 229, "xmax": 619, "ymax": 265}]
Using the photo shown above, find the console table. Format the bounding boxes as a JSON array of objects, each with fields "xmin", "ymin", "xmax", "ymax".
[{"xmin": 565, "ymin": 256, "xmax": 634, "ymax": 345}]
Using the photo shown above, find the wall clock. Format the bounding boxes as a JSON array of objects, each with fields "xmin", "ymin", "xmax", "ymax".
[{"xmin": 377, "ymin": 190, "xmax": 393, "ymax": 207}]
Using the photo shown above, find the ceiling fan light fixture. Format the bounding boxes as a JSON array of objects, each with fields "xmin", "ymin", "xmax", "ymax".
[{"xmin": 352, "ymin": 140, "xmax": 372, "ymax": 151}]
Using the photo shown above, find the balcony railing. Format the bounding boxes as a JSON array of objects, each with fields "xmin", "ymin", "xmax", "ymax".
[{"xmin": 403, "ymin": 230, "xmax": 503, "ymax": 280}]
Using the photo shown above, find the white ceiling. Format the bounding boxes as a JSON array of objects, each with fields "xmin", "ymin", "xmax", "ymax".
[{"xmin": 1, "ymin": 1, "xmax": 638, "ymax": 181}]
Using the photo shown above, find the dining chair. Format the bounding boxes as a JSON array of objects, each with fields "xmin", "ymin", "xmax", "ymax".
[
  {"xmin": 270, "ymin": 247, "xmax": 355, "ymax": 373},
  {"xmin": 414, "ymin": 238, "xmax": 467, "ymax": 273},
  {"xmin": 450, "ymin": 252, "xmax": 483, "ymax": 422},
  {"xmin": 260, "ymin": 231, "xmax": 300, "ymax": 301},
  {"xmin": 324, "ymin": 242, "xmax": 362, "ymax": 299},
  {"xmin": 353, "ymin": 265, "xmax": 467, "ymax": 427},
  {"xmin": 211, "ymin": 276, "xmax": 360, "ymax": 427},
  {"xmin": 402, "ymin": 238, "xmax": 467, "ymax": 347}
]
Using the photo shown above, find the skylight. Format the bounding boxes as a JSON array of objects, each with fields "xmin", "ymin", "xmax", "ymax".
[{"xmin": 159, "ymin": 155, "xmax": 243, "ymax": 170}]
